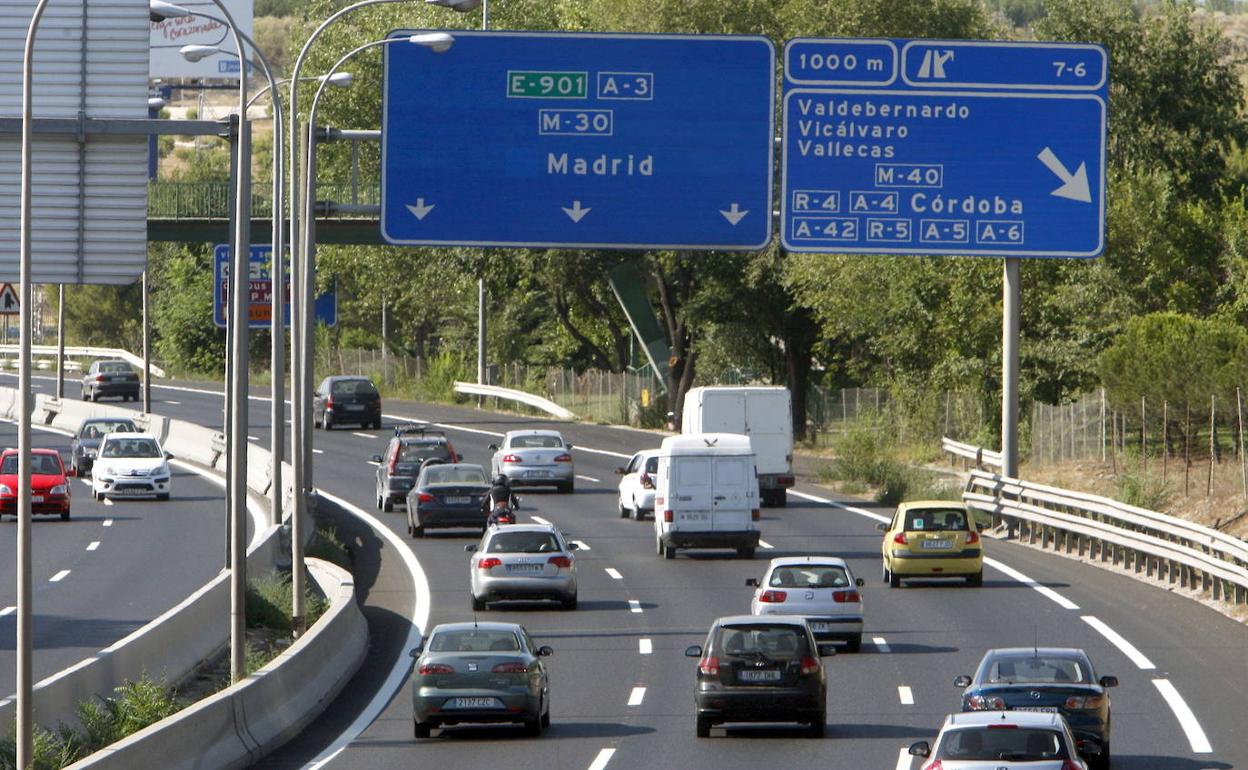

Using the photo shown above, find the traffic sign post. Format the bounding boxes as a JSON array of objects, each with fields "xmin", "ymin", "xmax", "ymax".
[
  {"xmin": 781, "ymin": 38, "xmax": 1108, "ymax": 258},
  {"xmin": 213, "ymin": 245, "xmax": 336, "ymax": 329},
  {"xmin": 381, "ymin": 31, "xmax": 775, "ymax": 250}
]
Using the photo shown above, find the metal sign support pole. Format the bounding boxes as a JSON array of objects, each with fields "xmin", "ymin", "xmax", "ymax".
[
  {"xmin": 228, "ymin": 120, "xmax": 251, "ymax": 683},
  {"xmin": 56, "ymin": 284, "xmax": 64, "ymax": 399},
  {"xmin": 1002, "ymin": 257, "xmax": 1020, "ymax": 479},
  {"xmin": 143, "ymin": 270, "xmax": 151, "ymax": 412}
]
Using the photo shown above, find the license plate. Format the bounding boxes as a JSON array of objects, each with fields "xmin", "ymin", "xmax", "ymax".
[
  {"xmin": 921, "ymin": 539, "xmax": 954, "ymax": 550},
  {"xmin": 444, "ymin": 697, "xmax": 503, "ymax": 710},
  {"xmin": 738, "ymin": 669, "xmax": 781, "ymax": 682},
  {"xmin": 506, "ymin": 563, "xmax": 544, "ymax": 574},
  {"xmin": 345, "ymin": 404, "xmax": 364, "ymax": 411},
  {"xmin": 31, "ymin": 495, "xmax": 43, "ymax": 503},
  {"xmin": 526, "ymin": 470, "xmax": 552, "ymax": 478},
  {"xmin": 443, "ymin": 496, "xmax": 471, "ymax": 504},
  {"xmin": 1016, "ymin": 706, "xmax": 1059, "ymax": 713},
  {"xmin": 681, "ymin": 512, "xmax": 710, "ymax": 521},
  {"xmin": 808, "ymin": 622, "xmax": 832, "ymax": 633}
]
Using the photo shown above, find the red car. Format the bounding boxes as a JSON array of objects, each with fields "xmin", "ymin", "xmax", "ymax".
[{"xmin": 0, "ymin": 448, "xmax": 73, "ymax": 521}]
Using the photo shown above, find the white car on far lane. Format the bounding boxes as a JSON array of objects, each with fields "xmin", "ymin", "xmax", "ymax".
[
  {"xmin": 91, "ymin": 432, "xmax": 173, "ymax": 501},
  {"xmin": 615, "ymin": 448, "xmax": 659, "ymax": 521}
]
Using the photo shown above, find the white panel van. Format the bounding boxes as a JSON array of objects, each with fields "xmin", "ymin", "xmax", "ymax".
[
  {"xmin": 682, "ymin": 386, "xmax": 794, "ymax": 507},
  {"xmin": 653, "ymin": 433, "xmax": 760, "ymax": 559}
]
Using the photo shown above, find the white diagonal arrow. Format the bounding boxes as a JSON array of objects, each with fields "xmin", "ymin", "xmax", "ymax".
[
  {"xmin": 1037, "ymin": 147, "xmax": 1091, "ymax": 203},
  {"xmin": 719, "ymin": 202, "xmax": 748, "ymax": 226},
  {"xmin": 406, "ymin": 198, "xmax": 435, "ymax": 220},
  {"xmin": 562, "ymin": 200, "xmax": 591, "ymax": 223}
]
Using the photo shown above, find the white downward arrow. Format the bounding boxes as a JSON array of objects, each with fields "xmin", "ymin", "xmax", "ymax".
[
  {"xmin": 1037, "ymin": 147, "xmax": 1091, "ymax": 203},
  {"xmin": 562, "ymin": 200, "xmax": 591, "ymax": 223},
  {"xmin": 406, "ymin": 198, "xmax": 435, "ymax": 220},
  {"xmin": 720, "ymin": 203, "xmax": 749, "ymax": 226}
]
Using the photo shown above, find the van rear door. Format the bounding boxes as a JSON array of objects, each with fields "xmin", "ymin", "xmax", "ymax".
[
  {"xmin": 671, "ymin": 456, "xmax": 714, "ymax": 532},
  {"xmin": 699, "ymin": 391, "xmax": 746, "ymax": 434},
  {"xmin": 711, "ymin": 455, "xmax": 753, "ymax": 531}
]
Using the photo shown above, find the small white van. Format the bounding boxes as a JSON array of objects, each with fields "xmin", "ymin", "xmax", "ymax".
[{"xmin": 653, "ymin": 433, "xmax": 760, "ymax": 559}]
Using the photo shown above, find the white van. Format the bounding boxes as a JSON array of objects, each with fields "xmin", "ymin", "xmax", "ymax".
[
  {"xmin": 653, "ymin": 433, "xmax": 760, "ymax": 560},
  {"xmin": 682, "ymin": 386, "xmax": 794, "ymax": 507}
]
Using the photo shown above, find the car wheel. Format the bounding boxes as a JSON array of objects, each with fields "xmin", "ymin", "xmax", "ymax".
[
  {"xmin": 561, "ymin": 594, "xmax": 578, "ymax": 611},
  {"xmin": 471, "ymin": 594, "xmax": 486, "ymax": 611},
  {"xmin": 618, "ymin": 500, "xmax": 629, "ymax": 519},
  {"xmin": 889, "ymin": 569, "xmax": 901, "ymax": 588},
  {"xmin": 90, "ymin": 390, "xmax": 99, "ymax": 403},
  {"xmin": 774, "ymin": 491, "xmax": 787, "ymax": 508},
  {"xmin": 696, "ymin": 716, "xmax": 712, "ymax": 738},
  {"xmin": 846, "ymin": 635, "xmax": 862, "ymax": 653},
  {"xmin": 412, "ymin": 522, "xmax": 424, "ymax": 538},
  {"xmin": 737, "ymin": 547, "xmax": 756, "ymax": 559},
  {"xmin": 322, "ymin": 414, "xmax": 333, "ymax": 430},
  {"xmin": 631, "ymin": 503, "xmax": 644, "ymax": 522},
  {"xmin": 559, "ymin": 481, "xmax": 574, "ymax": 494},
  {"xmin": 95, "ymin": 491, "xmax": 105, "ymax": 502},
  {"xmin": 881, "ymin": 563, "xmax": 890, "ymax": 584},
  {"xmin": 156, "ymin": 493, "xmax": 170, "ymax": 501},
  {"xmin": 413, "ymin": 719, "xmax": 431, "ymax": 739},
  {"xmin": 60, "ymin": 510, "xmax": 70, "ymax": 522},
  {"xmin": 540, "ymin": 704, "xmax": 551, "ymax": 728},
  {"xmin": 382, "ymin": 497, "xmax": 394, "ymax": 513},
  {"xmin": 966, "ymin": 571, "xmax": 983, "ymax": 587},
  {"xmin": 662, "ymin": 542, "xmax": 676, "ymax": 560},
  {"xmin": 372, "ymin": 418, "xmax": 382, "ymax": 430},
  {"xmin": 80, "ymin": 390, "xmax": 88, "ymax": 401},
  {"xmin": 524, "ymin": 713, "xmax": 543, "ymax": 737},
  {"xmin": 808, "ymin": 714, "xmax": 826, "ymax": 738}
]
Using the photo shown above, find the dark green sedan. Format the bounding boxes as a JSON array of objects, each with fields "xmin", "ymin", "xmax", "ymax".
[{"xmin": 409, "ymin": 621, "xmax": 553, "ymax": 738}]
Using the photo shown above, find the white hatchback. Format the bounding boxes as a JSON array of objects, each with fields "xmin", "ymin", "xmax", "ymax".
[
  {"xmin": 748, "ymin": 556, "xmax": 865, "ymax": 652},
  {"xmin": 615, "ymin": 449, "xmax": 659, "ymax": 521},
  {"xmin": 91, "ymin": 432, "xmax": 173, "ymax": 501}
]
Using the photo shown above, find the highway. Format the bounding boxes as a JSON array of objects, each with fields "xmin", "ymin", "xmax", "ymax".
[{"xmin": 88, "ymin": 377, "xmax": 1241, "ymax": 770}]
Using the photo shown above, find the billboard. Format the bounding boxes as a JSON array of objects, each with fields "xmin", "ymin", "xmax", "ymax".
[{"xmin": 150, "ymin": 0, "xmax": 254, "ymax": 80}]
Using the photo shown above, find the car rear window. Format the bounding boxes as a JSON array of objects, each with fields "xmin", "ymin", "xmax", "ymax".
[
  {"xmin": 429, "ymin": 629, "xmax": 519, "ymax": 652},
  {"xmin": 987, "ymin": 656, "xmax": 1088, "ymax": 684},
  {"xmin": 487, "ymin": 532, "xmax": 561, "ymax": 554},
  {"xmin": 768, "ymin": 565, "xmax": 850, "ymax": 589},
  {"xmin": 904, "ymin": 508, "xmax": 968, "ymax": 531},
  {"xmin": 331, "ymin": 380, "xmax": 378, "ymax": 397},
  {"xmin": 715, "ymin": 624, "xmax": 808, "ymax": 659},
  {"xmin": 98, "ymin": 362, "xmax": 132, "ymax": 374},
  {"xmin": 424, "ymin": 467, "xmax": 488, "ymax": 485},
  {"xmin": 511, "ymin": 435, "xmax": 564, "ymax": 449},
  {"xmin": 399, "ymin": 443, "xmax": 450, "ymax": 463},
  {"xmin": 80, "ymin": 420, "xmax": 136, "ymax": 438},
  {"xmin": 936, "ymin": 727, "xmax": 1069, "ymax": 761}
]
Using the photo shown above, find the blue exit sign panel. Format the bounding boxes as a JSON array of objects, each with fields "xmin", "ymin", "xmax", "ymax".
[
  {"xmin": 381, "ymin": 31, "xmax": 775, "ymax": 250},
  {"xmin": 213, "ymin": 245, "xmax": 337, "ymax": 329},
  {"xmin": 782, "ymin": 38, "xmax": 1108, "ymax": 258}
]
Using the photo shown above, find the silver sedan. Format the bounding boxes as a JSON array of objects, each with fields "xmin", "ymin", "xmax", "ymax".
[
  {"xmin": 489, "ymin": 429, "xmax": 575, "ymax": 493},
  {"xmin": 466, "ymin": 523, "xmax": 578, "ymax": 610}
]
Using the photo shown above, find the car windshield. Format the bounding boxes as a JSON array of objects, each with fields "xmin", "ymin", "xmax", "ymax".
[
  {"xmin": 486, "ymin": 531, "xmax": 562, "ymax": 554},
  {"xmin": 423, "ymin": 467, "xmax": 488, "ymax": 486},
  {"xmin": 101, "ymin": 438, "xmax": 161, "ymax": 459},
  {"xmin": 986, "ymin": 655, "xmax": 1088, "ymax": 684},
  {"xmin": 715, "ymin": 624, "xmax": 806, "ymax": 659},
  {"xmin": 644, "ymin": 456, "xmax": 658, "ymax": 473},
  {"xmin": 331, "ymin": 379, "xmax": 378, "ymax": 397},
  {"xmin": 510, "ymin": 435, "xmax": 564, "ymax": 449},
  {"xmin": 768, "ymin": 565, "xmax": 850, "ymax": 589},
  {"xmin": 0, "ymin": 454, "xmax": 61, "ymax": 475},
  {"xmin": 98, "ymin": 362, "xmax": 132, "ymax": 374},
  {"xmin": 399, "ymin": 444, "xmax": 450, "ymax": 464},
  {"xmin": 936, "ymin": 727, "xmax": 1069, "ymax": 761},
  {"xmin": 79, "ymin": 420, "xmax": 136, "ymax": 439},
  {"xmin": 428, "ymin": 629, "xmax": 520, "ymax": 653},
  {"xmin": 904, "ymin": 508, "xmax": 968, "ymax": 531}
]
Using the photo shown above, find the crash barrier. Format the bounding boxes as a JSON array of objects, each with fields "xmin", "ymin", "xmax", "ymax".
[
  {"xmin": 0, "ymin": 344, "xmax": 166, "ymax": 378},
  {"xmin": 953, "ymin": 460, "xmax": 1248, "ymax": 607},
  {"xmin": 65, "ymin": 558, "xmax": 367, "ymax": 770},
  {"xmin": 0, "ymin": 390, "xmax": 309, "ymax": 736},
  {"xmin": 454, "ymin": 381, "xmax": 577, "ymax": 421},
  {"xmin": 941, "ymin": 437, "xmax": 1004, "ymax": 470}
]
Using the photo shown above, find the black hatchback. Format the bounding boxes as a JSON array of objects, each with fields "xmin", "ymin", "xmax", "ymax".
[
  {"xmin": 686, "ymin": 615, "xmax": 833, "ymax": 738},
  {"xmin": 314, "ymin": 376, "xmax": 382, "ymax": 430}
]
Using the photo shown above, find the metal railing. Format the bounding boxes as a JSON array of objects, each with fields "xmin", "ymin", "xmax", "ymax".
[
  {"xmin": 942, "ymin": 437, "xmax": 1004, "ymax": 470},
  {"xmin": 453, "ymin": 382, "xmax": 576, "ymax": 421},
  {"xmin": 0, "ymin": 345, "xmax": 164, "ymax": 378},
  {"xmin": 148, "ymin": 181, "xmax": 379, "ymax": 219}
]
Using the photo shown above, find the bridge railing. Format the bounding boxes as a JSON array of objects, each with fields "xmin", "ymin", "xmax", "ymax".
[{"xmin": 148, "ymin": 181, "xmax": 380, "ymax": 219}]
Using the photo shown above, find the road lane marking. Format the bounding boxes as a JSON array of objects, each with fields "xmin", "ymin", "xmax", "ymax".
[
  {"xmin": 587, "ymin": 748, "xmax": 616, "ymax": 770},
  {"xmin": 758, "ymin": 539, "xmax": 774, "ymax": 549},
  {"xmin": 164, "ymin": 400, "xmax": 180, "ymax": 405},
  {"xmin": 572, "ymin": 540, "xmax": 591, "ymax": 551},
  {"xmin": 790, "ymin": 489, "xmax": 889, "ymax": 522},
  {"xmin": 984, "ymin": 557, "xmax": 1080, "ymax": 610},
  {"xmin": 247, "ymin": 435, "xmax": 260, "ymax": 442},
  {"xmin": 0, "ymin": 607, "xmax": 14, "ymax": 617},
  {"xmin": 313, "ymin": 448, "xmax": 324, "ymax": 454},
  {"xmin": 574, "ymin": 446, "xmax": 630, "ymax": 460},
  {"xmin": 86, "ymin": 541, "xmax": 99, "ymax": 552},
  {"xmin": 1082, "ymin": 615, "xmax": 1155, "ymax": 670},
  {"xmin": 49, "ymin": 570, "xmax": 70, "ymax": 583},
  {"xmin": 639, "ymin": 638, "xmax": 652, "ymax": 655},
  {"xmin": 628, "ymin": 599, "xmax": 642, "ymax": 613},
  {"xmin": 605, "ymin": 568, "xmax": 622, "ymax": 580},
  {"xmin": 873, "ymin": 636, "xmax": 891, "ymax": 653},
  {"xmin": 627, "ymin": 687, "xmax": 646, "ymax": 706},
  {"xmin": 898, "ymin": 686, "xmax": 914, "ymax": 705},
  {"xmin": 103, "ymin": 499, "xmax": 113, "ymax": 507},
  {"xmin": 575, "ymin": 474, "xmax": 600, "ymax": 483},
  {"xmin": 1152, "ymin": 679, "xmax": 1213, "ymax": 753},
  {"xmin": 102, "ymin": 518, "xmax": 113, "ymax": 527},
  {"xmin": 894, "ymin": 747, "xmax": 913, "ymax": 770},
  {"xmin": 351, "ymin": 432, "xmax": 374, "ymax": 439},
  {"xmin": 366, "ymin": 461, "xmax": 380, "ymax": 467},
  {"xmin": 531, "ymin": 516, "xmax": 551, "ymax": 526}
]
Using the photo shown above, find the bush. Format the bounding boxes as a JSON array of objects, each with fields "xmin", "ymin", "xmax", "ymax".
[
  {"xmin": 830, "ymin": 418, "xmax": 894, "ymax": 485},
  {"xmin": 306, "ymin": 525, "xmax": 351, "ymax": 570},
  {"xmin": 1115, "ymin": 469, "xmax": 1172, "ymax": 511},
  {"xmin": 246, "ymin": 571, "xmax": 330, "ymax": 633}
]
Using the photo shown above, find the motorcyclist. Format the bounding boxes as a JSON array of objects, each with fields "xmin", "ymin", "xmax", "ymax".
[{"xmin": 483, "ymin": 474, "xmax": 519, "ymax": 514}]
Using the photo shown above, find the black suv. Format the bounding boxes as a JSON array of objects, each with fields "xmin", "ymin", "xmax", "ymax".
[{"xmin": 373, "ymin": 425, "xmax": 460, "ymax": 512}]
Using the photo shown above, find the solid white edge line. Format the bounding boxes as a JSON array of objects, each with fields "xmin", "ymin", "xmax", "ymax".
[
  {"xmin": 86, "ymin": 541, "xmax": 100, "ymax": 552},
  {"xmin": 639, "ymin": 638, "xmax": 652, "ymax": 655},
  {"xmin": 574, "ymin": 446, "xmax": 630, "ymax": 460},
  {"xmin": 627, "ymin": 686, "xmax": 645, "ymax": 706},
  {"xmin": 628, "ymin": 599, "xmax": 642, "ymax": 613},
  {"xmin": 894, "ymin": 746, "xmax": 913, "ymax": 770},
  {"xmin": 605, "ymin": 567, "xmax": 622, "ymax": 580},
  {"xmin": 983, "ymin": 557, "xmax": 1080, "ymax": 611},
  {"xmin": 898, "ymin": 685, "xmax": 914, "ymax": 705},
  {"xmin": 49, "ymin": 570, "xmax": 70, "ymax": 583},
  {"xmin": 873, "ymin": 636, "xmax": 891, "ymax": 653},
  {"xmin": 1081, "ymin": 615, "xmax": 1155, "ymax": 670},
  {"xmin": 587, "ymin": 748, "xmax": 617, "ymax": 770},
  {"xmin": 303, "ymin": 487, "xmax": 431, "ymax": 770},
  {"xmin": 789, "ymin": 489, "xmax": 889, "ymax": 523},
  {"xmin": 1152, "ymin": 679, "xmax": 1213, "ymax": 753},
  {"xmin": 572, "ymin": 540, "xmax": 591, "ymax": 551}
]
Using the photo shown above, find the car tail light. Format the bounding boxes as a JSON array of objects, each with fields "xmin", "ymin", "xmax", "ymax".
[
  {"xmin": 799, "ymin": 656, "xmax": 821, "ymax": 675},
  {"xmin": 778, "ymin": 474, "xmax": 795, "ymax": 486},
  {"xmin": 491, "ymin": 662, "xmax": 528, "ymax": 674},
  {"xmin": 554, "ymin": 453, "xmax": 572, "ymax": 463},
  {"xmin": 663, "ymin": 510, "xmax": 673, "ymax": 522},
  {"xmin": 477, "ymin": 557, "xmax": 502, "ymax": 570},
  {"xmin": 832, "ymin": 590, "xmax": 860, "ymax": 603},
  {"xmin": 325, "ymin": 395, "xmax": 334, "ymax": 409},
  {"xmin": 698, "ymin": 656, "xmax": 719, "ymax": 676},
  {"xmin": 502, "ymin": 454, "xmax": 522, "ymax": 464},
  {"xmin": 1065, "ymin": 695, "xmax": 1104, "ymax": 709},
  {"xmin": 967, "ymin": 694, "xmax": 1006, "ymax": 710},
  {"xmin": 548, "ymin": 555, "xmax": 572, "ymax": 568},
  {"xmin": 417, "ymin": 492, "xmax": 434, "ymax": 504},
  {"xmin": 921, "ymin": 762, "xmax": 943, "ymax": 770},
  {"xmin": 94, "ymin": 374, "xmax": 105, "ymax": 382},
  {"xmin": 966, "ymin": 530, "xmax": 980, "ymax": 545},
  {"xmin": 751, "ymin": 508, "xmax": 760, "ymax": 521},
  {"xmin": 449, "ymin": 444, "xmax": 458, "ymax": 463},
  {"xmin": 418, "ymin": 663, "xmax": 455, "ymax": 675},
  {"xmin": 640, "ymin": 472, "xmax": 653, "ymax": 489},
  {"xmin": 388, "ymin": 452, "xmax": 398, "ymax": 475},
  {"xmin": 893, "ymin": 533, "xmax": 908, "ymax": 545},
  {"xmin": 759, "ymin": 590, "xmax": 787, "ymax": 603}
]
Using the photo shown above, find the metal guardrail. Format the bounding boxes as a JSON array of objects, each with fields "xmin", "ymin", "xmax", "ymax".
[
  {"xmin": 148, "ymin": 181, "xmax": 379, "ymax": 219},
  {"xmin": 942, "ymin": 437, "xmax": 1004, "ymax": 469},
  {"xmin": 958, "ymin": 464, "xmax": 1248, "ymax": 606},
  {"xmin": 454, "ymin": 381, "xmax": 576, "ymax": 421},
  {"xmin": 0, "ymin": 345, "xmax": 165, "ymax": 379}
]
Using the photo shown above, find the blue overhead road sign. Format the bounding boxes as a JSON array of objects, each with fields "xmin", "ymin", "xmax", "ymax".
[
  {"xmin": 781, "ymin": 38, "xmax": 1108, "ymax": 258},
  {"xmin": 381, "ymin": 31, "xmax": 775, "ymax": 250},
  {"xmin": 213, "ymin": 245, "xmax": 337, "ymax": 329}
]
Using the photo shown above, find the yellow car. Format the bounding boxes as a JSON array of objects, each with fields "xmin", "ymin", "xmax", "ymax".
[{"xmin": 879, "ymin": 501, "xmax": 983, "ymax": 587}]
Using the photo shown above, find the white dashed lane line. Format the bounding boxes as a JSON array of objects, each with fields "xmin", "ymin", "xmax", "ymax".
[
  {"xmin": 873, "ymin": 636, "xmax": 891, "ymax": 653},
  {"xmin": 247, "ymin": 435, "xmax": 260, "ymax": 442},
  {"xmin": 164, "ymin": 400, "xmax": 180, "ymax": 405},
  {"xmin": 627, "ymin": 687, "xmax": 646, "ymax": 706},
  {"xmin": 351, "ymin": 432, "xmax": 374, "ymax": 439},
  {"xmin": 638, "ymin": 638, "xmax": 652, "ymax": 655},
  {"xmin": 898, "ymin": 686, "xmax": 914, "ymax": 705},
  {"xmin": 103, "ymin": 499, "xmax": 113, "ymax": 507},
  {"xmin": 586, "ymin": 748, "xmax": 616, "ymax": 770},
  {"xmin": 531, "ymin": 516, "xmax": 552, "ymax": 526},
  {"xmin": 312, "ymin": 449, "xmax": 324, "ymax": 455},
  {"xmin": 102, "ymin": 519, "xmax": 113, "ymax": 527},
  {"xmin": 1082, "ymin": 615, "xmax": 1155, "ymax": 670},
  {"xmin": 628, "ymin": 599, "xmax": 642, "ymax": 614},
  {"xmin": 894, "ymin": 747, "xmax": 913, "ymax": 770},
  {"xmin": 571, "ymin": 540, "xmax": 591, "ymax": 551},
  {"xmin": 575, "ymin": 474, "xmax": 600, "ymax": 483},
  {"xmin": 758, "ymin": 539, "xmax": 775, "ymax": 550},
  {"xmin": 49, "ymin": 570, "xmax": 70, "ymax": 583},
  {"xmin": 605, "ymin": 568, "xmax": 622, "ymax": 580},
  {"xmin": 1153, "ymin": 679, "xmax": 1213, "ymax": 753},
  {"xmin": 86, "ymin": 541, "xmax": 99, "ymax": 552}
]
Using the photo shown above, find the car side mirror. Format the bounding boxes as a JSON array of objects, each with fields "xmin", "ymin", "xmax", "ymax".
[
  {"xmin": 488, "ymin": 443, "xmax": 498, "ymax": 450},
  {"xmin": 954, "ymin": 675, "xmax": 972, "ymax": 688},
  {"xmin": 566, "ymin": 443, "xmax": 574, "ymax": 450},
  {"xmin": 855, "ymin": 577, "xmax": 864, "ymax": 587},
  {"xmin": 745, "ymin": 578, "xmax": 759, "ymax": 587},
  {"xmin": 568, "ymin": 542, "xmax": 579, "ymax": 550},
  {"xmin": 615, "ymin": 467, "xmax": 627, "ymax": 475},
  {"xmin": 876, "ymin": 522, "xmax": 888, "ymax": 531},
  {"xmin": 908, "ymin": 741, "xmax": 931, "ymax": 758},
  {"xmin": 371, "ymin": 455, "xmax": 383, "ymax": 463},
  {"xmin": 65, "ymin": 467, "xmax": 76, "ymax": 478},
  {"xmin": 684, "ymin": 645, "xmax": 702, "ymax": 658},
  {"xmin": 408, "ymin": 645, "xmax": 423, "ymax": 658},
  {"xmin": 1077, "ymin": 740, "xmax": 1103, "ymax": 758},
  {"xmin": 464, "ymin": 544, "xmax": 477, "ymax": 553},
  {"xmin": 817, "ymin": 643, "xmax": 838, "ymax": 657},
  {"xmin": 164, "ymin": 451, "xmax": 174, "ymax": 460},
  {"xmin": 537, "ymin": 645, "xmax": 554, "ymax": 657},
  {"xmin": 1099, "ymin": 675, "xmax": 1118, "ymax": 688}
]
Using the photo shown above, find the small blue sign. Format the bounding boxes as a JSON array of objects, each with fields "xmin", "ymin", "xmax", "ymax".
[
  {"xmin": 381, "ymin": 31, "xmax": 775, "ymax": 250},
  {"xmin": 781, "ymin": 38, "xmax": 1108, "ymax": 258},
  {"xmin": 213, "ymin": 245, "xmax": 337, "ymax": 329}
]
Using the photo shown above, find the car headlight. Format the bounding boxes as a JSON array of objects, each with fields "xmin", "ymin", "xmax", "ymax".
[
  {"xmin": 50, "ymin": 485, "xmax": 66, "ymax": 495},
  {"xmin": 99, "ymin": 466, "xmax": 115, "ymax": 477},
  {"xmin": 0, "ymin": 484, "xmax": 11, "ymax": 496}
]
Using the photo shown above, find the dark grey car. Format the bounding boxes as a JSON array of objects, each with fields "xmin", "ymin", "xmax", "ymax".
[
  {"xmin": 313, "ymin": 375, "xmax": 381, "ymax": 430},
  {"xmin": 406, "ymin": 463, "xmax": 491, "ymax": 537},
  {"xmin": 373, "ymin": 425, "xmax": 459, "ymax": 512},
  {"xmin": 409, "ymin": 621, "xmax": 553, "ymax": 738},
  {"xmin": 70, "ymin": 417, "xmax": 138, "ymax": 476},
  {"xmin": 81, "ymin": 360, "xmax": 139, "ymax": 402}
]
